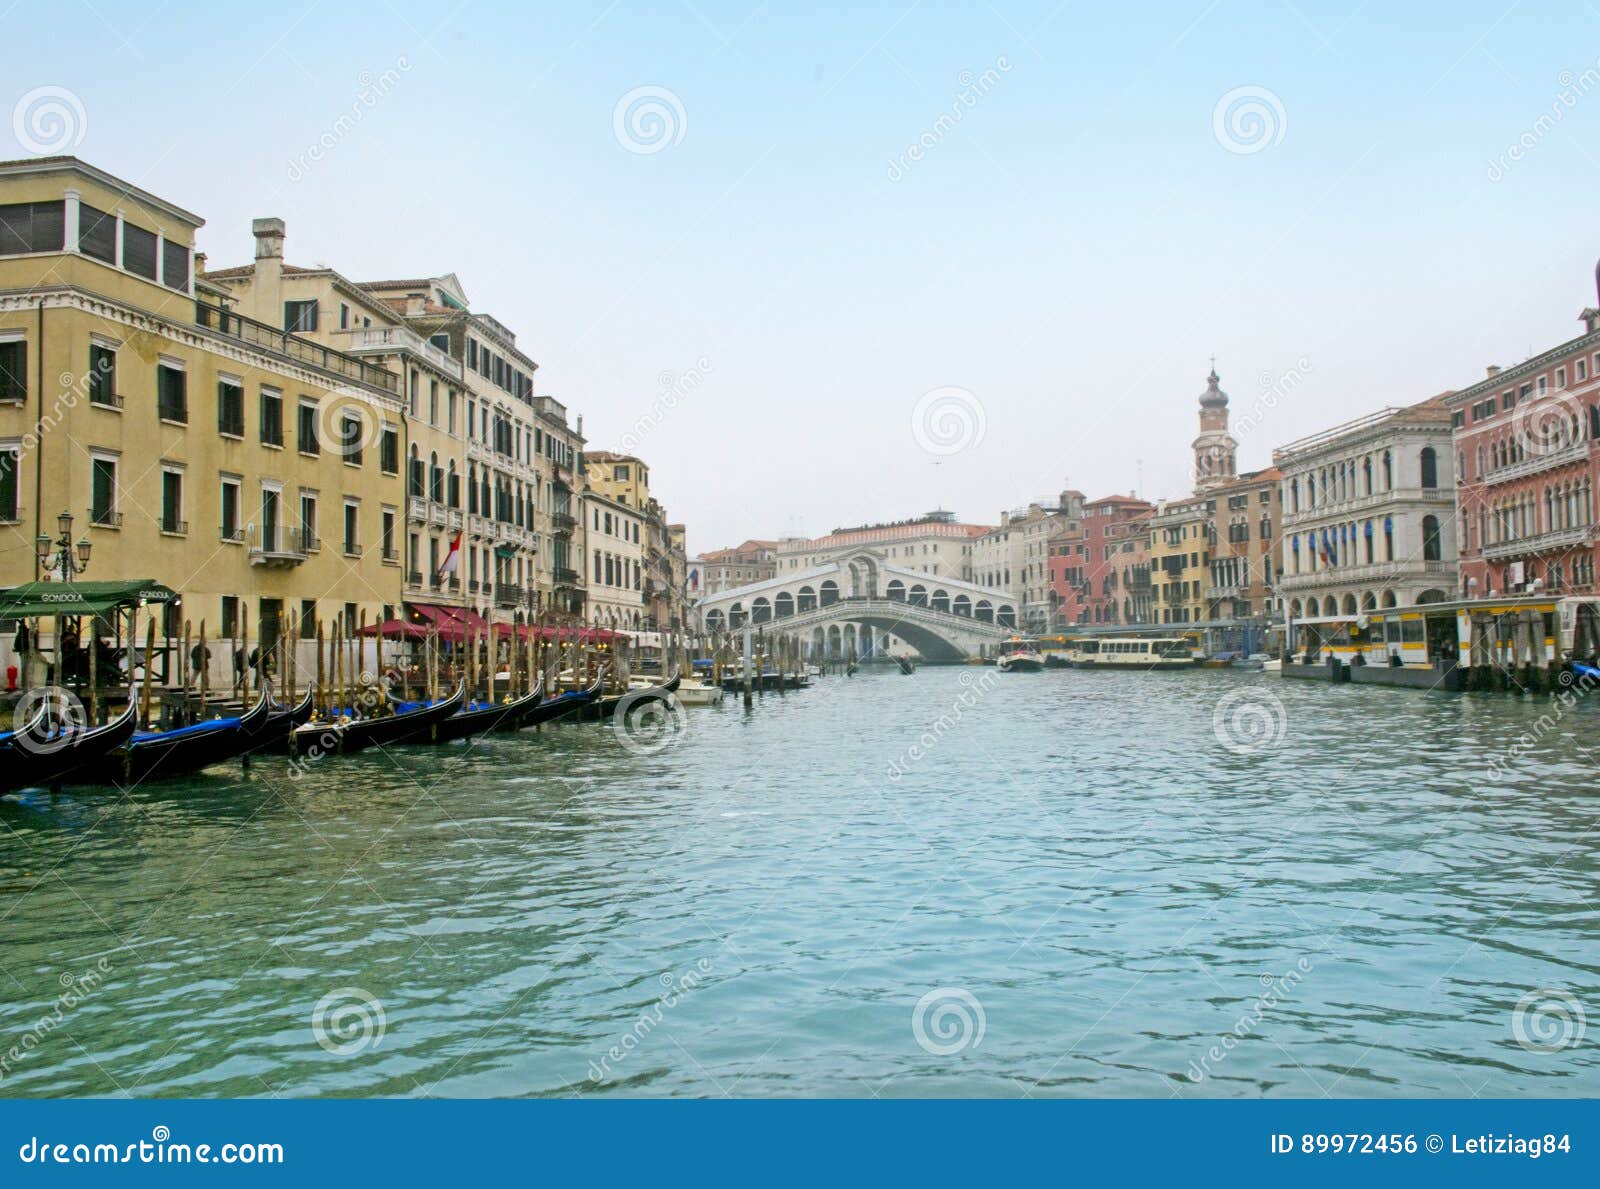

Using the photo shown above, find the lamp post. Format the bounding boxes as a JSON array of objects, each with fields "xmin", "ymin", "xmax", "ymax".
[{"xmin": 36, "ymin": 510, "xmax": 91, "ymax": 583}]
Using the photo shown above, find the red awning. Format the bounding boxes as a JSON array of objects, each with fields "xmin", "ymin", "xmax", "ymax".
[{"xmin": 407, "ymin": 602, "xmax": 491, "ymax": 634}]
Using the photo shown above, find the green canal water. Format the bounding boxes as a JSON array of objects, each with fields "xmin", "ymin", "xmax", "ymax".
[{"xmin": 0, "ymin": 667, "xmax": 1596, "ymax": 1098}]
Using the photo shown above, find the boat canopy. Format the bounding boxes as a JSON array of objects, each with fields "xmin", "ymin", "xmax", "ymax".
[{"xmin": 0, "ymin": 579, "xmax": 178, "ymax": 619}]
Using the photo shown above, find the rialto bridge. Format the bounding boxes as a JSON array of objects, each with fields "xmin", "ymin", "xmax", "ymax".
[{"xmin": 694, "ymin": 552, "xmax": 1018, "ymax": 662}]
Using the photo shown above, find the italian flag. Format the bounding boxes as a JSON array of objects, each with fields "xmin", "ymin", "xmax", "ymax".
[{"xmin": 438, "ymin": 531, "xmax": 462, "ymax": 577}]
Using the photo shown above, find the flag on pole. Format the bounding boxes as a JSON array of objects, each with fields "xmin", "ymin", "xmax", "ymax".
[{"xmin": 438, "ymin": 531, "xmax": 462, "ymax": 577}]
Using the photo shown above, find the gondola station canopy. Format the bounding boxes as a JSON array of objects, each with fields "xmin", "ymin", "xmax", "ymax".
[{"xmin": 0, "ymin": 579, "xmax": 178, "ymax": 620}]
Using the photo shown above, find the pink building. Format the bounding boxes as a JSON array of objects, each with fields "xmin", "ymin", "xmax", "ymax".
[
  {"xmin": 1048, "ymin": 495, "xmax": 1153, "ymax": 626},
  {"xmin": 1448, "ymin": 266, "xmax": 1600, "ymax": 599}
]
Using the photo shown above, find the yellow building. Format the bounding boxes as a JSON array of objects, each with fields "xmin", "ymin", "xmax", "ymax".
[
  {"xmin": 203, "ymin": 234, "xmax": 471, "ymax": 625},
  {"xmin": 0, "ymin": 157, "xmax": 402, "ymax": 682},
  {"xmin": 1148, "ymin": 496, "xmax": 1209, "ymax": 624}
]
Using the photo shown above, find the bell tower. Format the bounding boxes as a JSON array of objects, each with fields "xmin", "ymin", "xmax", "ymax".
[{"xmin": 1192, "ymin": 360, "xmax": 1237, "ymax": 492}]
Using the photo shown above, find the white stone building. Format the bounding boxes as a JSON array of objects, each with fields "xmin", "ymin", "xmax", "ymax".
[{"xmin": 1274, "ymin": 396, "xmax": 1458, "ymax": 618}]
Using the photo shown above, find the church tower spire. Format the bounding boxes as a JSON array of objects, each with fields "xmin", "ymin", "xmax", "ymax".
[{"xmin": 1192, "ymin": 361, "xmax": 1238, "ymax": 492}]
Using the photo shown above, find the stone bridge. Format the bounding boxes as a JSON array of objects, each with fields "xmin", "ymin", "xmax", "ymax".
[{"xmin": 697, "ymin": 551, "xmax": 1020, "ymax": 661}]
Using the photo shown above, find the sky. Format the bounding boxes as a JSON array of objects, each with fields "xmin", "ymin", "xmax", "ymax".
[{"xmin": 8, "ymin": 1, "xmax": 1600, "ymax": 554}]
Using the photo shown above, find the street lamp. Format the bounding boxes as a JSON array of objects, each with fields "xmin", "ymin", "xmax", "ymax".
[{"xmin": 38, "ymin": 510, "xmax": 91, "ymax": 582}]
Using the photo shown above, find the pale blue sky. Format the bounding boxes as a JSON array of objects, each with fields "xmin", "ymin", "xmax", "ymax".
[{"xmin": 9, "ymin": 1, "xmax": 1600, "ymax": 551}]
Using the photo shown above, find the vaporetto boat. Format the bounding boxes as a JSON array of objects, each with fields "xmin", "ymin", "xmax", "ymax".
[{"xmin": 1068, "ymin": 637, "xmax": 1198, "ymax": 671}]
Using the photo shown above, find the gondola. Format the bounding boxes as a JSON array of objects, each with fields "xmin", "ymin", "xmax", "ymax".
[
  {"xmin": 89, "ymin": 693, "xmax": 274, "ymax": 787},
  {"xmin": 244, "ymin": 688, "xmax": 316, "ymax": 755},
  {"xmin": 0, "ymin": 700, "xmax": 139, "ymax": 795},
  {"xmin": 0, "ymin": 699, "xmax": 50, "ymax": 751},
  {"xmin": 894, "ymin": 655, "xmax": 916, "ymax": 675},
  {"xmin": 497, "ymin": 671, "xmax": 605, "ymax": 731},
  {"xmin": 433, "ymin": 678, "xmax": 544, "ymax": 744},
  {"xmin": 289, "ymin": 682, "xmax": 465, "ymax": 756},
  {"xmin": 577, "ymin": 672, "xmax": 681, "ymax": 723}
]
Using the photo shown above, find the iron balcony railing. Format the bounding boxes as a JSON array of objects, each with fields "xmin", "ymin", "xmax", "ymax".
[{"xmin": 194, "ymin": 301, "xmax": 401, "ymax": 394}]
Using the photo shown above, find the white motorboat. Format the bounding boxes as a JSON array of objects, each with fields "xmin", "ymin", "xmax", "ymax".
[{"xmin": 995, "ymin": 638, "xmax": 1046, "ymax": 672}]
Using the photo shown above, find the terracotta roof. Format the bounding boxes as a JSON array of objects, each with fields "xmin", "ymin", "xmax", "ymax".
[{"xmin": 202, "ymin": 262, "xmax": 318, "ymax": 280}]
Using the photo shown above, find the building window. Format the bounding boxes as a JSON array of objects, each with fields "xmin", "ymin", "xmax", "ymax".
[
  {"xmin": 160, "ymin": 468, "xmax": 184, "ymax": 534},
  {"xmin": 90, "ymin": 455, "xmax": 117, "ymax": 524},
  {"xmin": 299, "ymin": 599, "xmax": 317, "ymax": 640},
  {"xmin": 161, "ymin": 240, "xmax": 189, "ymax": 292},
  {"xmin": 0, "ymin": 339, "xmax": 26, "ymax": 402},
  {"xmin": 220, "ymin": 477, "xmax": 241, "ymax": 541},
  {"xmin": 339, "ymin": 303, "xmax": 350, "ymax": 330},
  {"xmin": 217, "ymin": 378, "xmax": 244, "ymax": 436},
  {"xmin": 340, "ymin": 413, "xmax": 362, "ymax": 466},
  {"xmin": 260, "ymin": 388, "xmax": 283, "ymax": 445},
  {"xmin": 157, "ymin": 363, "xmax": 187, "ymax": 423},
  {"xmin": 380, "ymin": 426, "xmax": 398, "ymax": 475},
  {"xmin": 0, "ymin": 201, "xmax": 64, "ymax": 255},
  {"xmin": 381, "ymin": 508, "xmax": 397, "ymax": 562},
  {"xmin": 0, "ymin": 446, "xmax": 18, "ymax": 521},
  {"xmin": 1422, "ymin": 515, "xmax": 1442, "ymax": 562},
  {"xmin": 284, "ymin": 300, "xmax": 318, "ymax": 332},
  {"xmin": 297, "ymin": 400, "xmax": 319, "ymax": 455},
  {"xmin": 1419, "ymin": 446, "xmax": 1438, "ymax": 489},
  {"xmin": 221, "ymin": 596, "xmax": 239, "ymax": 638},
  {"xmin": 88, "ymin": 343, "xmax": 117, "ymax": 406},
  {"xmin": 78, "ymin": 204, "xmax": 115, "ymax": 262},
  {"xmin": 342, "ymin": 501, "xmax": 360, "ymax": 556},
  {"xmin": 300, "ymin": 493, "xmax": 318, "ymax": 550},
  {"xmin": 122, "ymin": 223, "xmax": 157, "ymax": 279}
]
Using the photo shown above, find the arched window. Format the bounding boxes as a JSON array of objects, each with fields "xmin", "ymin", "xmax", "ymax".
[
  {"xmin": 775, "ymin": 592, "xmax": 794, "ymax": 618},
  {"xmin": 952, "ymin": 594, "xmax": 971, "ymax": 617},
  {"xmin": 409, "ymin": 445, "xmax": 424, "ymax": 497},
  {"xmin": 1420, "ymin": 446, "xmax": 1438, "ymax": 489},
  {"xmin": 447, "ymin": 462, "xmax": 459, "ymax": 508},
  {"xmin": 797, "ymin": 585, "xmax": 817, "ymax": 612},
  {"xmin": 1288, "ymin": 599, "xmax": 1302, "ymax": 619},
  {"xmin": 728, "ymin": 603, "xmax": 746, "ymax": 628},
  {"xmin": 752, "ymin": 597, "xmax": 772, "ymax": 623},
  {"xmin": 1382, "ymin": 450, "xmax": 1393, "ymax": 489},
  {"xmin": 1422, "ymin": 514, "xmax": 1442, "ymax": 562},
  {"xmin": 429, "ymin": 452, "xmax": 443, "ymax": 503},
  {"xmin": 908, "ymin": 584, "xmax": 927, "ymax": 607},
  {"xmin": 1363, "ymin": 456, "xmax": 1372, "ymax": 494},
  {"xmin": 819, "ymin": 580, "xmax": 839, "ymax": 607},
  {"xmin": 705, "ymin": 609, "xmax": 725, "ymax": 633},
  {"xmin": 931, "ymin": 589, "xmax": 950, "ymax": 613},
  {"xmin": 997, "ymin": 605, "xmax": 1016, "ymax": 628},
  {"xmin": 886, "ymin": 579, "xmax": 905, "ymax": 601},
  {"xmin": 974, "ymin": 600, "xmax": 994, "ymax": 623}
]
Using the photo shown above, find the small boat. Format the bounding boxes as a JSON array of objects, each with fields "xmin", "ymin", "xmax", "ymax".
[
  {"xmin": 673, "ymin": 677, "xmax": 723, "ymax": 707},
  {"xmin": 894, "ymin": 654, "xmax": 916, "ymax": 675},
  {"xmin": 0, "ymin": 699, "xmax": 49, "ymax": 750},
  {"xmin": 291, "ymin": 682, "xmax": 466, "ymax": 756},
  {"xmin": 995, "ymin": 638, "xmax": 1045, "ymax": 673},
  {"xmin": 506, "ymin": 672, "xmax": 606, "ymax": 729},
  {"xmin": 1260, "ymin": 657, "xmax": 1284, "ymax": 674},
  {"xmin": 434, "ymin": 679, "xmax": 544, "ymax": 744},
  {"xmin": 0, "ymin": 700, "xmax": 139, "ymax": 794},
  {"xmin": 93, "ymin": 693, "xmax": 274, "ymax": 787},
  {"xmin": 577, "ymin": 672, "xmax": 682, "ymax": 723}
]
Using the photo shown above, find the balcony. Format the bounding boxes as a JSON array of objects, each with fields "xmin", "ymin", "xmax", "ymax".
[
  {"xmin": 428, "ymin": 502, "xmax": 447, "ymax": 528},
  {"xmin": 553, "ymin": 567, "xmax": 580, "ymax": 587},
  {"xmin": 248, "ymin": 524, "xmax": 308, "ymax": 566},
  {"xmin": 552, "ymin": 511, "xmax": 577, "ymax": 533},
  {"xmin": 1204, "ymin": 584, "xmax": 1243, "ymax": 601},
  {"xmin": 194, "ymin": 301, "xmax": 400, "ymax": 394},
  {"xmin": 1478, "ymin": 441, "xmax": 1590, "ymax": 486},
  {"xmin": 448, "ymin": 508, "xmax": 464, "ymax": 532},
  {"xmin": 1483, "ymin": 524, "xmax": 1594, "ymax": 561},
  {"xmin": 408, "ymin": 495, "xmax": 428, "ymax": 523},
  {"xmin": 336, "ymin": 324, "xmax": 462, "ymax": 381},
  {"xmin": 494, "ymin": 582, "xmax": 523, "ymax": 608},
  {"xmin": 468, "ymin": 513, "xmax": 490, "ymax": 538}
]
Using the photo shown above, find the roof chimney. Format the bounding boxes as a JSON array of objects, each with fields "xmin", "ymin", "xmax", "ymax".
[
  {"xmin": 1486, "ymin": 364, "xmax": 1501, "ymax": 378},
  {"xmin": 405, "ymin": 291, "xmax": 425, "ymax": 316},
  {"xmin": 253, "ymin": 217, "xmax": 285, "ymax": 260}
]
